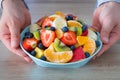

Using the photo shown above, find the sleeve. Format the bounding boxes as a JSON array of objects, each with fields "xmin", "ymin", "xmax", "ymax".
[
  {"xmin": 0, "ymin": 0, "xmax": 2, "ymax": 9},
  {"xmin": 23, "ymin": 0, "xmax": 29, "ymax": 10},
  {"xmin": 97, "ymin": 0, "xmax": 120, "ymax": 7}
]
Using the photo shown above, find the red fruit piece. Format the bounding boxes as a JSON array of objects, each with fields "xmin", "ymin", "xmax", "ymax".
[
  {"xmin": 81, "ymin": 29, "xmax": 88, "ymax": 36},
  {"xmin": 61, "ymin": 31, "xmax": 77, "ymax": 46},
  {"xmin": 42, "ymin": 18, "xmax": 53, "ymax": 29},
  {"xmin": 69, "ymin": 46, "xmax": 85, "ymax": 62},
  {"xmin": 36, "ymin": 16, "xmax": 47, "ymax": 27},
  {"xmin": 22, "ymin": 38, "xmax": 38, "ymax": 51},
  {"xmin": 41, "ymin": 30, "xmax": 56, "ymax": 47}
]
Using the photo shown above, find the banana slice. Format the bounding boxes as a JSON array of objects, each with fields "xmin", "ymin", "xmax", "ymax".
[
  {"xmin": 88, "ymin": 29, "xmax": 97, "ymax": 41},
  {"xmin": 52, "ymin": 16, "xmax": 67, "ymax": 29}
]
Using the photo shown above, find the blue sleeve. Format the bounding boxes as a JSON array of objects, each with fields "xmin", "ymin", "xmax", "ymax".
[
  {"xmin": 97, "ymin": 0, "xmax": 120, "ymax": 7},
  {"xmin": 0, "ymin": 0, "xmax": 2, "ymax": 9}
]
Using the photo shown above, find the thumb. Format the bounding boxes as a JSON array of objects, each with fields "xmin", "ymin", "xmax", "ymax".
[
  {"xmin": 100, "ymin": 20, "xmax": 114, "ymax": 44},
  {"xmin": 9, "ymin": 25, "xmax": 21, "ymax": 48}
]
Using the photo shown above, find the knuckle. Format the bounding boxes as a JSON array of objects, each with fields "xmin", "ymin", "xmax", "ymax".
[{"xmin": 11, "ymin": 34, "xmax": 20, "ymax": 39}]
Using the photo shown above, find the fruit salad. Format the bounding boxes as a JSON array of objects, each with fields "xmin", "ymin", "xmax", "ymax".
[{"xmin": 22, "ymin": 11, "xmax": 101, "ymax": 63}]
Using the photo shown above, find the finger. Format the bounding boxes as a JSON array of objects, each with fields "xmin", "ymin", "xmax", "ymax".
[
  {"xmin": 0, "ymin": 21, "xmax": 11, "ymax": 50},
  {"xmin": 0, "ymin": 14, "xmax": 32, "ymax": 62},
  {"xmin": 100, "ymin": 19, "xmax": 115, "ymax": 44},
  {"xmin": 1, "ymin": 37, "xmax": 32, "ymax": 62},
  {"xmin": 9, "ymin": 22, "xmax": 21, "ymax": 48},
  {"xmin": 16, "ymin": 48, "xmax": 32, "ymax": 62},
  {"xmin": 97, "ymin": 30, "xmax": 120, "ymax": 57},
  {"xmin": 92, "ymin": 44, "xmax": 107, "ymax": 60},
  {"xmin": 0, "ymin": 35, "xmax": 11, "ymax": 51}
]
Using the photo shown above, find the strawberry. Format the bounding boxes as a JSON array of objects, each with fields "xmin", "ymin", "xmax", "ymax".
[
  {"xmin": 42, "ymin": 18, "xmax": 53, "ymax": 29},
  {"xmin": 61, "ymin": 31, "xmax": 77, "ymax": 45},
  {"xmin": 22, "ymin": 38, "xmax": 38, "ymax": 51},
  {"xmin": 40, "ymin": 30, "xmax": 56, "ymax": 47},
  {"xmin": 69, "ymin": 46, "xmax": 85, "ymax": 62}
]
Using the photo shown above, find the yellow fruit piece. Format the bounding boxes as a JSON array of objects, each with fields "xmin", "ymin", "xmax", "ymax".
[
  {"xmin": 30, "ymin": 24, "xmax": 41, "ymax": 33},
  {"xmin": 44, "ymin": 43, "xmax": 73, "ymax": 63},
  {"xmin": 77, "ymin": 36, "xmax": 89, "ymax": 46},
  {"xmin": 52, "ymin": 16, "xmax": 67, "ymax": 29},
  {"xmin": 67, "ymin": 20, "xmax": 82, "ymax": 27},
  {"xmin": 55, "ymin": 28, "xmax": 64, "ymax": 39},
  {"xmin": 43, "ymin": 43, "xmax": 55, "ymax": 56},
  {"xmin": 47, "ymin": 43, "xmax": 55, "ymax": 51},
  {"xmin": 88, "ymin": 29, "xmax": 98, "ymax": 41},
  {"xmin": 83, "ymin": 38, "xmax": 96, "ymax": 55},
  {"xmin": 49, "ymin": 14, "xmax": 60, "ymax": 21},
  {"xmin": 45, "ymin": 51, "xmax": 73, "ymax": 63},
  {"xmin": 55, "ymin": 11, "xmax": 66, "ymax": 19},
  {"xmin": 35, "ymin": 47, "xmax": 44, "ymax": 58}
]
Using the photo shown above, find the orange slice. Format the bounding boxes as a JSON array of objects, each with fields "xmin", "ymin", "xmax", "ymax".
[
  {"xmin": 46, "ymin": 43, "xmax": 55, "ymax": 51},
  {"xmin": 55, "ymin": 28, "xmax": 64, "ymax": 39},
  {"xmin": 77, "ymin": 36, "xmax": 89, "ymax": 46},
  {"xmin": 44, "ymin": 43, "xmax": 73, "ymax": 63},
  {"xmin": 55, "ymin": 11, "xmax": 66, "ymax": 19},
  {"xmin": 67, "ymin": 20, "xmax": 82, "ymax": 27},
  {"xmin": 83, "ymin": 38, "xmax": 96, "ymax": 55},
  {"xmin": 49, "ymin": 14, "xmax": 60, "ymax": 21}
]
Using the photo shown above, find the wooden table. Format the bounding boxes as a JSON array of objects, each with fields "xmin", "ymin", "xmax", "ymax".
[{"xmin": 0, "ymin": 1, "xmax": 120, "ymax": 80}]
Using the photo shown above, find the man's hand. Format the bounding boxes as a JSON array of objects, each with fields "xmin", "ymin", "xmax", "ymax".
[
  {"xmin": 92, "ymin": 2, "xmax": 120, "ymax": 58},
  {"xmin": 0, "ymin": 0, "xmax": 32, "ymax": 62}
]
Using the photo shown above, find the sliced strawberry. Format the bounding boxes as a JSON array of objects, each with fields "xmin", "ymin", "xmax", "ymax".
[
  {"xmin": 69, "ymin": 46, "xmax": 85, "ymax": 62},
  {"xmin": 22, "ymin": 38, "xmax": 38, "ymax": 51},
  {"xmin": 81, "ymin": 29, "xmax": 88, "ymax": 36},
  {"xmin": 61, "ymin": 31, "xmax": 77, "ymax": 45},
  {"xmin": 40, "ymin": 30, "xmax": 56, "ymax": 47},
  {"xmin": 42, "ymin": 18, "xmax": 53, "ymax": 29}
]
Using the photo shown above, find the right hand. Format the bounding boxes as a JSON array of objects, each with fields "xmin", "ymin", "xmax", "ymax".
[{"xmin": 92, "ymin": 2, "xmax": 120, "ymax": 58}]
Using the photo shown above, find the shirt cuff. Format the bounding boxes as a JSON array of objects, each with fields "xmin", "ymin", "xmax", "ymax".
[
  {"xmin": 0, "ymin": 0, "xmax": 2, "ymax": 9},
  {"xmin": 97, "ymin": 0, "xmax": 120, "ymax": 7}
]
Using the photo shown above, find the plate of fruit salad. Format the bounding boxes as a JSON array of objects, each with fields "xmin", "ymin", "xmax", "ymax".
[{"xmin": 20, "ymin": 11, "xmax": 102, "ymax": 68}]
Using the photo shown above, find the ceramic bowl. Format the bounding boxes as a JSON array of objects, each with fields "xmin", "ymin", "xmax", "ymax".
[{"xmin": 20, "ymin": 26, "xmax": 102, "ymax": 68}]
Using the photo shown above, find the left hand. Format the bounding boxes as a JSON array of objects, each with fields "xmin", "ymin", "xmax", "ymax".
[
  {"xmin": 0, "ymin": 0, "xmax": 32, "ymax": 62},
  {"xmin": 92, "ymin": 2, "xmax": 120, "ymax": 58}
]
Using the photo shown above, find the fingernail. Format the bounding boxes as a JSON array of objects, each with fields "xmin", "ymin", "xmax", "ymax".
[
  {"xmin": 103, "ymin": 37, "xmax": 109, "ymax": 43},
  {"xmin": 24, "ymin": 57, "xmax": 33, "ymax": 63}
]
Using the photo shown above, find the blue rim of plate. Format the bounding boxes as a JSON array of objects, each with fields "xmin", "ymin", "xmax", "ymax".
[{"xmin": 20, "ymin": 26, "xmax": 102, "ymax": 67}]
